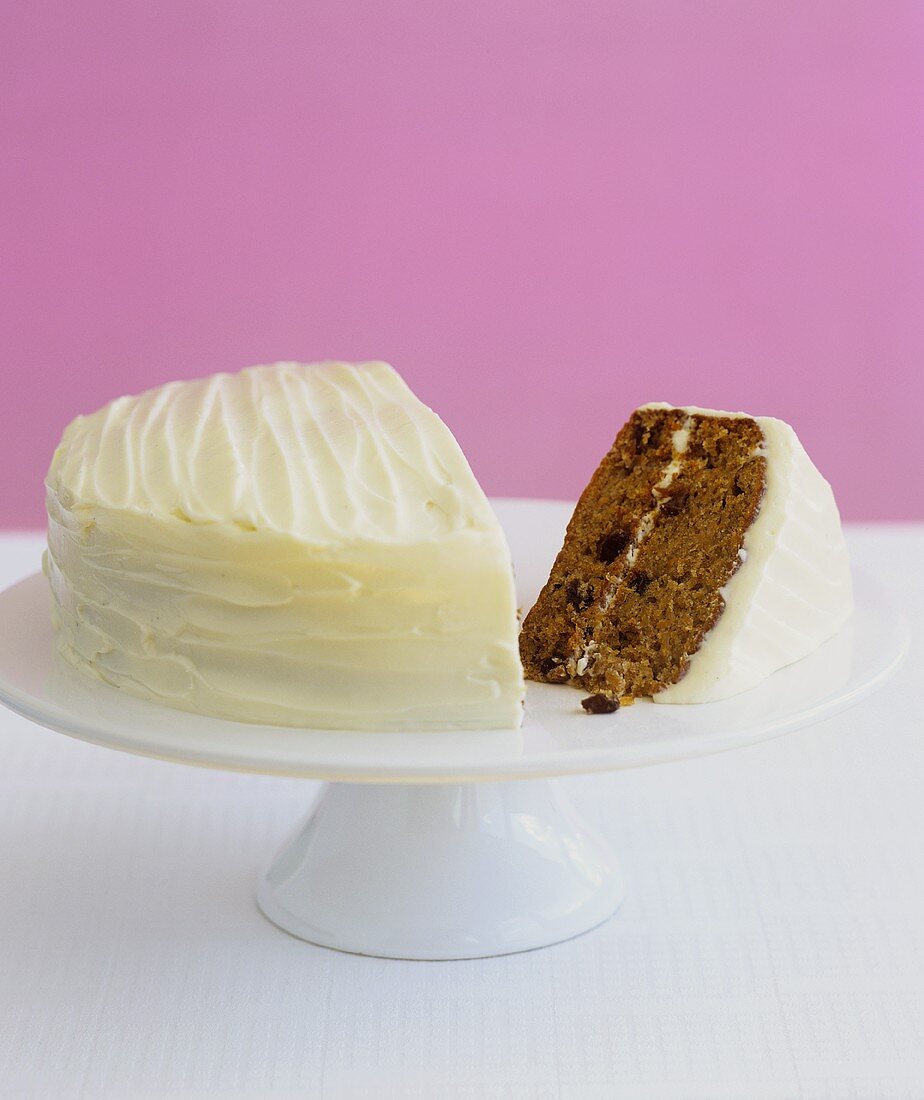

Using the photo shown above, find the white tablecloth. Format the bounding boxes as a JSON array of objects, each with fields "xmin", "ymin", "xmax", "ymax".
[{"xmin": 0, "ymin": 527, "xmax": 922, "ymax": 1099}]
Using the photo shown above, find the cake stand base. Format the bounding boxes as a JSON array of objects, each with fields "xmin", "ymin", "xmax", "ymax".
[{"xmin": 256, "ymin": 779, "xmax": 624, "ymax": 959}]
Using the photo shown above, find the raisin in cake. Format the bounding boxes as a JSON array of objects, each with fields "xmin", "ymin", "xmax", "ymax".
[
  {"xmin": 519, "ymin": 403, "xmax": 853, "ymax": 704},
  {"xmin": 44, "ymin": 361, "xmax": 524, "ymax": 730}
]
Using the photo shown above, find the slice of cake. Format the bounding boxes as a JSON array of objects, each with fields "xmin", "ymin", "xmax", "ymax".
[
  {"xmin": 44, "ymin": 361, "xmax": 524, "ymax": 730},
  {"xmin": 519, "ymin": 403, "xmax": 853, "ymax": 704}
]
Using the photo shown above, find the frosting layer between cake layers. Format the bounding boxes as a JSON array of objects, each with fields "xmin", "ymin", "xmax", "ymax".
[
  {"xmin": 649, "ymin": 405, "xmax": 854, "ymax": 703},
  {"xmin": 44, "ymin": 361, "xmax": 524, "ymax": 730}
]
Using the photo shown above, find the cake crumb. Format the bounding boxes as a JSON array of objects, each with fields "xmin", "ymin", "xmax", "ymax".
[{"xmin": 581, "ymin": 694, "xmax": 620, "ymax": 715}]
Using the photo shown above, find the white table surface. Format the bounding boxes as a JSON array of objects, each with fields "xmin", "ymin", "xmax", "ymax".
[{"xmin": 0, "ymin": 527, "xmax": 922, "ymax": 1100}]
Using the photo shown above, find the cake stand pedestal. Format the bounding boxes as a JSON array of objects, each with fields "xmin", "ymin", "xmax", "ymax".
[
  {"xmin": 257, "ymin": 779, "xmax": 623, "ymax": 958},
  {"xmin": 0, "ymin": 503, "xmax": 907, "ymax": 960}
]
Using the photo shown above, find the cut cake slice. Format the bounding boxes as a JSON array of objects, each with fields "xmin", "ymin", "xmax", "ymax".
[{"xmin": 519, "ymin": 403, "xmax": 853, "ymax": 704}]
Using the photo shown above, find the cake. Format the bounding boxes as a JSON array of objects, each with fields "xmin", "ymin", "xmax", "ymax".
[
  {"xmin": 44, "ymin": 361, "xmax": 524, "ymax": 730},
  {"xmin": 519, "ymin": 403, "xmax": 853, "ymax": 705}
]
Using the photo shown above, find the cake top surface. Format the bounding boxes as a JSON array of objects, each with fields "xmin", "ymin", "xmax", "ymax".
[
  {"xmin": 640, "ymin": 401, "xmax": 785, "ymax": 429},
  {"xmin": 47, "ymin": 361, "xmax": 498, "ymax": 544}
]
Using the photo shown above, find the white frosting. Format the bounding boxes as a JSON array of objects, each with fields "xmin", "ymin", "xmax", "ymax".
[
  {"xmin": 44, "ymin": 362, "xmax": 524, "ymax": 730},
  {"xmin": 610, "ymin": 415, "xmax": 692, "ymax": 589},
  {"xmin": 650, "ymin": 406, "xmax": 854, "ymax": 704}
]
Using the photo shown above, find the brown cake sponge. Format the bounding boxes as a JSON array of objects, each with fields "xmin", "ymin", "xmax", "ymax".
[{"xmin": 519, "ymin": 405, "xmax": 766, "ymax": 701}]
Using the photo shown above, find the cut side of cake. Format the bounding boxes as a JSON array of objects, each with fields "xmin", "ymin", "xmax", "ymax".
[
  {"xmin": 44, "ymin": 361, "xmax": 525, "ymax": 730},
  {"xmin": 519, "ymin": 403, "xmax": 853, "ymax": 704}
]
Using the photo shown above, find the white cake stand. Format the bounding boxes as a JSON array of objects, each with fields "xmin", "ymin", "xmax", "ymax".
[{"xmin": 0, "ymin": 501, "xmax": 907, "ymax": 959}]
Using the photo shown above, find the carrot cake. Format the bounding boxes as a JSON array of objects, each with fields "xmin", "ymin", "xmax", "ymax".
[
  {"xmin": 44, "ymin": 361, "xmax": 524, "ymax": 730},
  {"xmin": 519, "ymin": 403, "xmax": 853, "ymax": 705}
]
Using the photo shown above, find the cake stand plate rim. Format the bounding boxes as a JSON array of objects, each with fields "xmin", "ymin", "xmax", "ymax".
[{"xmin": 0, "ymin": 501, "xmax": 907, "ymax": 783}]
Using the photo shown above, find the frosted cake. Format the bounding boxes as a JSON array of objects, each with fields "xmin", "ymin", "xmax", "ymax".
[
  {"xmin": 519, "ymin": 403, "xmax": 853, "ymax": 707},
  {"xmin": 44, "ymin": 362, "xmax": 524, "ymax": 730}
]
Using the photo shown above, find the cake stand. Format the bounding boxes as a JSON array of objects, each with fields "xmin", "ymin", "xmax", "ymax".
[{"xmin": 0, "ymin": 501, "xmax": 907, "ymax": 960}]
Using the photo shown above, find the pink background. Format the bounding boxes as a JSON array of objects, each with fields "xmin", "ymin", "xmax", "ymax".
[{"xmin": 3, "ymin": 1, "xmax": 923, "ymax": 525}]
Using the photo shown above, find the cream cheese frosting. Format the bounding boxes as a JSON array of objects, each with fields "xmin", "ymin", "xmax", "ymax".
[
  {"xmin": 642, "ymin": 404, "xmax": 854, "ymax": 704},
  {"xmin": 44, "ymin": 361, "xmax": 525, "ymax": 730}
]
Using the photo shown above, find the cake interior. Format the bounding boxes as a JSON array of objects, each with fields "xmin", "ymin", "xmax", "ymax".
[{"xmin": 519, "ymin": 405, "xmax": 767, "ymax": 701}]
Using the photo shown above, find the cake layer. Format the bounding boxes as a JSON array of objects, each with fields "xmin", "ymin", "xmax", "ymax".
[{"xmin": 45, "ymin": 362, "xmax": 524, "ymax": 730}]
